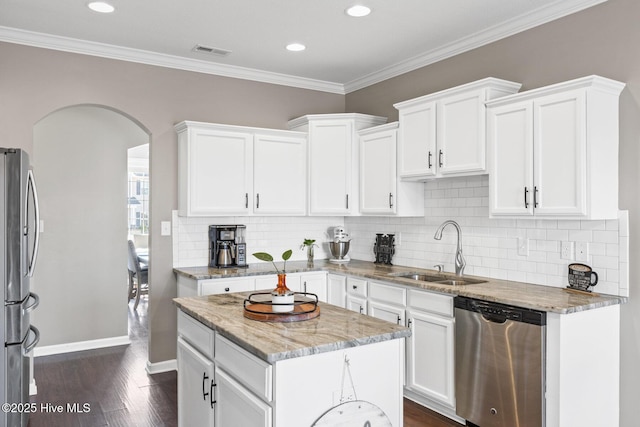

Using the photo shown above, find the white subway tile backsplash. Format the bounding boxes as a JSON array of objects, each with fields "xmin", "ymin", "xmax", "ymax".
[
  {"xmin": 346, "ymin": 175, "xmax": 627, "ymax": 297},
  {"xmin": 171, "ymin": 176, "xmax": 627, "ymax": 297}
]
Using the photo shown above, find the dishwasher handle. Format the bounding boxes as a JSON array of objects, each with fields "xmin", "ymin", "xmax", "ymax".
[{"xmin": 455, "ymin": 296, "xmax": 546, "ymax": 326}]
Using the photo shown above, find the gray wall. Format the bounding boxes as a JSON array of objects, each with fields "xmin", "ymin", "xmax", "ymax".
[
  {"xmin": 0, "ymin": 41, "xmax": 344, "ymax": 363},
  {"xmin": 345, "ymin": 0, "xmax": 640, "ymax": 424},
  {"xmin": 33, "ymin": 105, "xmax": 148, "ymax": 345}
]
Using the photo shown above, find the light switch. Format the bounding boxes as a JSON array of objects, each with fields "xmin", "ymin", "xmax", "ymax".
[{"xmin": 160, "ymin": 221, "xmax": 171, "ymax": 236}]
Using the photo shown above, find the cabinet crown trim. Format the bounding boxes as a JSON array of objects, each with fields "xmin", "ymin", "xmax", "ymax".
[
  {"xmin": 358, "ymin": 121, "xmax": 399, "ymax": 135},
  {"xmin": 287, "ymin": 113, "xmax": 387, "ymax": 129},
  {"xmin": 393, "ymin": 77, "xmax": 522, "ymax": 109},
  {"xmin": 174, "ymin": 120, "xmax": 306, "ymax": 138},
  {"xmin": 485, "ymin": 75, "xmax": 625, "ymax": 108}
]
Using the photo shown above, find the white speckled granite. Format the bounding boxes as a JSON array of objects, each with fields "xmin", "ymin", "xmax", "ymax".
[
  {"xmin": 174, "ymin": 292, "xmax": 411, "ymax": 363},
  {"xmin": 174, "ymin": 259, "xmax": 627, "ymax": 314}
]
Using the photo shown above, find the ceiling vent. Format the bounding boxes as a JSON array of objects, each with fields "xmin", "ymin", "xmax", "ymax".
[{"xmin": 192, "ymin": 44, "xmax": 231, "ymax": 57}]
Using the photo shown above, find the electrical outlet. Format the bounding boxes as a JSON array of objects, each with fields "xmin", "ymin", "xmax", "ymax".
[
  {"xmin": 561, "ymin": 241, "xmax": 575, "ymax": 260},
  {"xmin": 576, "ymin": 242, "xmax": 589, "ymax": 262},
  {"xmin": 517, "ymin": 237, "xmax": 529, "ymax": 256}
]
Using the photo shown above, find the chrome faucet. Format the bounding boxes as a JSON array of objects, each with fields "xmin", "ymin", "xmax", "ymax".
[{"xmin": 434, "ymin": 220, "xmax": 466, "ymax": 276}]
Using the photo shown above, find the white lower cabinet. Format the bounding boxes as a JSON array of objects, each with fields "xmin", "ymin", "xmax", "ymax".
[
  {"xmin": 300, "ymin": 272, "xmax": 327, "ymax": 302},
  {"xmin": 177, "ymin": 311, "xmax": 216, "ymax": 427},
  {"xmin": 327, "ymin": 274, "xmax": 346, "ymax": 308},
  {"xmin": 346, "ymin": 277, "xmax": 368, "ymax": 314},
  {"xmin": 215, "ymin": 366, "xmax": 272, "ymax": 427},
  {"xmin": 405, "ymin": 290, "xmax": 457, "ymax": 418}
]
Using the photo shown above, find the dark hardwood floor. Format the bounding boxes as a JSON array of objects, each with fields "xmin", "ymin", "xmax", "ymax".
[{"xmin": 27, "ymin": 297, "xmax": 461, "ymax": 426}]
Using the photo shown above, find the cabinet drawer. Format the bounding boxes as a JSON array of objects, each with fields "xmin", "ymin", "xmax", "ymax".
[
  {"xmin": 347, "ymin": 277, "xmax": 368, "ymax": 297},
  {"xmin": 407, "ymin": 289, "xmax": 453, "ymax": 317},
  {"xmin": 177, "ymin": 310, "xmax": 214, "ymax": 356},
  {"xmin": 200, "ymin": 278, "xmax": 255, "ymax": 295},
  {"xmin": 369, "ymin": 281, "xmax": 406, "ymax": 306},
  {"xmin": 215, "ymin": 335, "xmax": 273, "ymax": 402}
]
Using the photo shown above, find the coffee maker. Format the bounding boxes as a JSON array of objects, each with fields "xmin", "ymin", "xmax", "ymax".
[{"xmin": 209, "ymin": 225, "xmax": 247, "ymax": 268}]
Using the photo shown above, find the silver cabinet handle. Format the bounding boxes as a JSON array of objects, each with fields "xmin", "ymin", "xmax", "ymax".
[
  {"xmin": 256, "ymin": 193, "xmax": 260, "ymax": 209},
  {"xmin": 524, "ymin": 187, "xmax": 529, "ymax": 208},
  {"xmin": 245, "ymin": 193, "xmax": 248, "ymax": 209},
  {"xmin": 438, "ymin": 149, "xmax": 443, "ymax": 167},
  {"xmin": 346, "ymin": 194, "xmax": 349, "ymax": 209},
  {"xmin": 389, "ymin": 193, "xmax": 393, "ymax": 208},
  {"xmin": 359, "ymin": 306, "xmax": 363, "ymax": 314},
  {"xmin": 428, "ymin": 151, "xmax": 433, "ymax": 169},
  {"xmin": 24, "ymin": 325, "xmax": 40, "ymax": 354},
  {"xmin": 534, "ymin": 186, "xmax": 539, "ymax": 208},
  {"xmin": 224, "ymin": 287, "xmax": 230, "ymax": 292},
  {"xmin": 407, "ymin": 319, "xmax": 413, "ymax": 328},
  {"xmin": 396, "ymin": 315, "xmax": 402, "ymax": 325},
  {"xmin": 303, "ymin": 281, "xmax": 307, "ymax": 293},
  {"xmin": 210, "ymin": 380, "xmax": 216, "ymax": 408},
  {"xmin": 352, "ymin": 285, "xmax": 357, "ymax": 290}
]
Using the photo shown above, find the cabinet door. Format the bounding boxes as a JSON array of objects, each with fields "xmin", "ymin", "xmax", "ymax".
[
  {"xmin": 182, "ymin": 127, "xmax": 252, "ymax": 216},
  {"xmin": 438, "ymin": 89, "xmax": 486, "ymax": 175},
  {"xmin": 254, "ymin": 133, "xmax": 307, "ymax": 215},
  {"xmin": 215, "ymin": 367, "xmax": 272, "ymax": 427},
  {"xmin": 533, "ymin": 90, "xmax": 587, "ymax": 216},
  {"xmin": 308, "ymin": 120, "xmax": 353, "ymax": 214},
  {"xmin": 301, "ymin": 273, "xmax": 327, "ymax": 302},
  {"xmin": 346, "ymin": 294, "xmax": 367, "ymax": 314},
  {"xmin": 177, "ymin": 337, "xmax": 215, "ymax": 427},
  {"xmin": 397, "ymin": 101, "xmax": 437, "ymax": 178},
  {"xmin": 368, "ymin": 300, "xmax": 405, "ymax": 326},
  {"xmin": 360, "ymin": 127, "xmax": 397, "ymax": 214},
  {"xmin": 487, "ymin": 100, "xmax": 534, "ymax": 216},
  {"xmin": 327, "ymin": 274, "xmax": 346, "ymax": 308},
  {"xmin": 406, "ymin": 309, "xmax": 455, "ymax": 408}
]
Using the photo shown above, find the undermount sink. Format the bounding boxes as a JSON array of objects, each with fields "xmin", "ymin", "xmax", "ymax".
[{"xmin": 390, "ymin": 272, "xmax": 486, "ymax": 286}]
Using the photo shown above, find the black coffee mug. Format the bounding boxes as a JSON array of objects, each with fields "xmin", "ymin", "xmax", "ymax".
[{"xmin": 568, "ymin": 263, "xmax": 598, "ymax": 290}]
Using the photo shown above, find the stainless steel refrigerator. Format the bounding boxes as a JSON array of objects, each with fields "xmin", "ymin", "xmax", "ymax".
[{"xmin": 1, "ymin": 148, "xmax": 40, "ymax": 427}]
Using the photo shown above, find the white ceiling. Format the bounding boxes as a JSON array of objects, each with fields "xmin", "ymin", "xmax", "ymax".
[{"xmin": 0, "ymin": 0, "xmax": 605, "ymax": 94}]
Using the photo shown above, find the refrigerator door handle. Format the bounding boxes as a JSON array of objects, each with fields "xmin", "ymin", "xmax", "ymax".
[
  {"xmin": 24, "ymin": 325, "xmax": 40, "ymax": 354},
  {"xmin": 26, "ymin": 169, "xmax": 40, "ymax": 277},
  {"xmin": 24, "ymin": 292, "xmax": 40, "ymax": 314}
]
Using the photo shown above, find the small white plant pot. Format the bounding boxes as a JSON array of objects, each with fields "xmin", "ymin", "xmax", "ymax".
[{"xmin": 271, "ymin": 293, "xmax": 294, "ymax": 313}]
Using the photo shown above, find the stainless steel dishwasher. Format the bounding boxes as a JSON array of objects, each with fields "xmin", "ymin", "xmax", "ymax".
[{"xmin": 454, "ymin": 296, "xmax": 546, "ymax": 427}]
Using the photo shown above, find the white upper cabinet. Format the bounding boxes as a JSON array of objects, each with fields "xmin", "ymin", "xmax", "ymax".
[
  {"xmin": 288, "ymin": 114, "xmax": 387, "ymax": 215},
  {"xmin": 487, "ymin": 75, "xmax": 625, "ymax": 219},
  {"xmin": 253, "ymin": 132, "xmax": 306, "ymax": 215},
  {"xmin": 176, "ymin": 121, "xmax": 307, "ymax": 217},
  {"xmin": 394, "ymin": 78, "xmax": 521, "ymax": 180},
  {"xmin": 359, "ymin": 122, "xmax": 424, "ymax": 216}
]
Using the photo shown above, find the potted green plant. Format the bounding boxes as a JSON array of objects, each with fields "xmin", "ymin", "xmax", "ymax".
[
  {"xmin": 253, "ymin": 250, "xmax": 293, "ymax": 312},
  {"xmin": 300, "ymin": 238, "xmax": 318, "ymax": 263}
]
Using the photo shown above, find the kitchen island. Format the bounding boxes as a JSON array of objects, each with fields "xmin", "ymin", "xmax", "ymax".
[{"xmin": 174, "ymin": 292, "xmax": 410, "ymax": 427}]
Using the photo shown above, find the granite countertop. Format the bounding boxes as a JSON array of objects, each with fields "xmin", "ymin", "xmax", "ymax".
[
  {"xmin": 174, "ymin": 259, "xmax": 627, "ymax": 314},
  {"xmin": 174, "ymin": 292, "xmax": 410, "ymax": 363}
]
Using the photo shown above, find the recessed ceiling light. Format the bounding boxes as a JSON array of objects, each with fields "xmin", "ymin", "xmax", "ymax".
[
  {"xmin": 286, "ymin": 43, "xmax": 306, "ymax": 52},
  {"xmin": 88, "ymin": 2, "xmax": 115, "ymax": 13},
  {"xmin": 346, "ymin": 5, "xmax": 371, "ymax": 17}
]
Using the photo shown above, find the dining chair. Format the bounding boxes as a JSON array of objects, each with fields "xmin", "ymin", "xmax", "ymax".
[{"xmin": 127, "ymin": 240, "xmax": 148, "ymax": 310}]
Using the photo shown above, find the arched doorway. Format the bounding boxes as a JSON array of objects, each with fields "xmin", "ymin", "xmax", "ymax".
[{"xmin": 31, "ymin": 105, "xmax": 150, "ymax": 352}]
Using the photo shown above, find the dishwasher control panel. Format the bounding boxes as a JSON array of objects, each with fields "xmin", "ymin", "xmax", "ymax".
[{"xmin": 454, "ymin": 297, "xmax": 546, "ymax": 326}]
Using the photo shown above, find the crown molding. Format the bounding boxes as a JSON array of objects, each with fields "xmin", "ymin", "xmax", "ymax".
[
  {"xmin": 343, "ymin": 0, "xmax": 608, "ymax": 93},
  {"xmin": 0, "ymin": 26, "xmax": 346, "ymax": 95},
  {"xmin": 0, "ymin": 0, "xmax": 606, "ymax": 96}
]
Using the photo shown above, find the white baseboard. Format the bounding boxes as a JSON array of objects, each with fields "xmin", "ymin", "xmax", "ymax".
[
  {"xmin": 33, "ymin": 335, "xmax": 131, "ymax": 357},
  {"xmin": 146, "ymin": 359, "xmax": 177, "ymax": 375}
]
